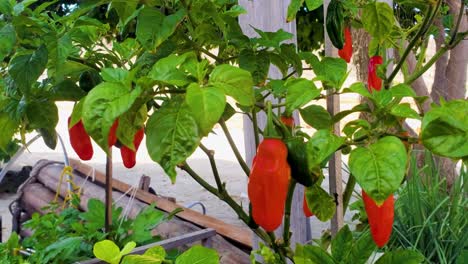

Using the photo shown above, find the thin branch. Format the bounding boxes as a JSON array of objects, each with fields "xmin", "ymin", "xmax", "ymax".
[
  {"xmin": 252, "ymin": 109, "xmax": 260, "ymax": 149},
  {"xmin": 386, "ymin": 3, "xmax": 437, "ymax": 87},
  {"xmin": 199, "ymin": 143, "xmax": 223, "ymax": 191},
  {"xmin": 282, "ymin": 180, "xmax": 297, "ymax": 247},
  {"xmin": 449, "ymin": 0, "xmax": 465, "ymax": 46},
  {"xmin": 219, "ymin": 118, "xmax": 251, "ymax": 176}
]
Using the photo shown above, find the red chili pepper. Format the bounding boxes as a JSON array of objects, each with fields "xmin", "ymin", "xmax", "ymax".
[
  {"xmin": 303, "ymin": 193, "xmax": 314, "ymax": 217},
  {"xmin": 68, "ymin": 117, "xmax": 93, "ymax": 161},
  {"xmin": 280, "ymin": 116, "xmax": 295, "ymax": 128},
  {"xmin": 362, "ymin": 190, "xmax": 394, "ymax": 247},
  {"xmin": 248, "ymin": 138, "xmax": 291, "ymax": 231},
  {"xmin": 120, "ymin": 128, "xmax": 145, "ymax": 169},
  {"xmin": 338, "ymin": 27, "xmax": 353, "ymax": 63},
  {"xmin": 368, "ymin": 55, "xmax": 383, "ymax": 91},
  {"xmin": 108, "ymin": 119, "xmax": 119, "ymax": 147}
]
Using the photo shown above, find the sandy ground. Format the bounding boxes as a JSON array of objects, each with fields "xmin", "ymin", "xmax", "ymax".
[{"xmin": 0, "ymin": 38, "xmax": 458, "ymax": 243}]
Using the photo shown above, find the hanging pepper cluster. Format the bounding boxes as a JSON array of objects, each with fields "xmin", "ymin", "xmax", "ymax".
[
  {"xmin": 68, "ymin": 116, "xmax": 144, "ymax": 169},
  {"xmin": 362, "ymin": 191, "xmax": 394, "ymax": 247}
]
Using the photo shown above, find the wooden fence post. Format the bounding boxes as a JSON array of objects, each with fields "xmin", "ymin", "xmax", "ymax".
[{"xmin": 238, "ymin": 0, "xmax": 308, "ymax": 251}]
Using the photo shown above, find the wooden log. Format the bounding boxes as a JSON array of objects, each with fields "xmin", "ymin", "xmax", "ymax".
[
  {"xmin": 29, "ymin": 160, "xmax": 250, "ymax": 263},
  {"xmin": 67, "ymin": 159, "xmax": 252, "ymax": 248}
]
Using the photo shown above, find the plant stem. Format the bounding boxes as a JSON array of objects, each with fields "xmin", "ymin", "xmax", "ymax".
[
  {"xmin": 449, "ymin": 0, "xmax": 465, "ymax": 46},
  {"xmin": 282, "ymin": 180, "xmax": 297, "ymax": 247},
  {"xmin": 219, "ymin": 118, "xmax": 251, "ymax": 176},
  {"xmin": 252, "ymin": 109, "xmax": 260, "ymax": 149},
  {"xmin": 199, "ymin": 143, "xmax": 223, "ymax": 191},
  {"xmin": 385, "ymin": 5, "xmax": 436, "ymax": 87},
  {"xmin": 342, "ymin": 174, "xmax": 356, "ymax": 215},
  {"xmin": 105, "ymin": 150, "xmax": 113, "ymax": 237},
  {"xmin": 405, "ymin": 45, "xmax": 448, "ymax": 85},
  {"xmin": 179, "ymin": 162, "xmax": 272, "ymax": 243}
]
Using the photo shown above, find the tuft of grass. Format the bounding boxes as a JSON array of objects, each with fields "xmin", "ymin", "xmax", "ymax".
[{"xmin": 389, "ymin": 151, "xmax": 467, "ymax": 264}]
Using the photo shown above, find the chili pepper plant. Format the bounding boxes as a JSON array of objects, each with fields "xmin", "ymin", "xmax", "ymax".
[{"xmin": 0, "ymin": 0, "xmax": 466, "ymax": 262}]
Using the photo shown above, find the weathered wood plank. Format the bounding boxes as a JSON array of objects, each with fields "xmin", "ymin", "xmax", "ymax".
[{"xmin": 324, "ymin": 0, "xmax": 344, "ymax": 236}]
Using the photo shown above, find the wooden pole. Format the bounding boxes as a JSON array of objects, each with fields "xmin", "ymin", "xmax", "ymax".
[
  {"xmin": 105, "ymin": 151, "xmax": 112, "ymax": 235},
  {"xmin": 238, "ymin": 0, "xmax": 307, "ymax": 250},
  {"xmin": 323, "ymin": 0, "xmax": 344, "ymax": 236}
]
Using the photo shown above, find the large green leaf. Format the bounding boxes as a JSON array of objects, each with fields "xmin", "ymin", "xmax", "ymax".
[
  {"xmin": 375, "ymin": 250, "xmax": 424, "ymax": 264},
  {"xmin": 305, "ymin": 0, "xmax": 323, "ymax": 11},
  {"xmin": 186, "ymin": 83, "xmax": 226, "ymax": 136},
  {"xmin": 146, "ymin": 97, "xmax": 200, "ymax": 183},
  {"xmin": 175, "ymin": 245, "xmax": 219, "ymax": 264},
  {"xmin": 390, "ymin": 103, "xmax": 421, "ymax": 120},
  {"xmin": 209, "ymin": 64, "xmax": 255, "ymax": 106},
  {"xmin": 26, "ymin": 100, "xmax": 58, "ymax": 130},
  {"xmin": 251, "ymin": 28, "xmax": 293, "ymax": 50},
  {"xmin": 285, "ymin": 78, "xmax": 321, "ymax": 115},
  {"xmin": 349, "ymin": 136, "xmax": 407, "ymax": 204},
  {"xmin": 421, "ymin": 100, "xmax": 468, "ymax": 159},
  {"xmin": 331, "ymin": 225, "xmax": 353, "ymax": 262},
  {"xmin": 0, "ymin": 113, "xmax": 18, "ymax": 151},
  {"xmin": 93, "ymin": 240, "xmax": 121, "ymax": 264},
  {"xmin": 239, "ymin": 49, "xmax": 270, "ymax": 85},
  {"xmin": 305, "ymin": 184, "xmax": 336, "ymax": 222},
  {"xmin": 0, "ymin": 24, "xmax": 16, "ymax": 61},
  {"xmin": 8, "ymin": 45, "xmax": 48, "ymax": 94},
  {"xmin": 82, "ymin": 83, "xmax": 141, "ymax": 151},
  {"xmin": 306, "ymin": 130, "xmax": 345, "ymax": 170},
  {"xmin": 149, "ymin": 52, "xmax": 195, "ymax": 86},
  {"xmin": 136, "ymin": 7, "xmax": 186, "ymax": 51},
  {"xmin": 362, "ymin": 2, "xmax": 394, "ymax": 41},
  {"xmin": 300, "ymin": 105, "xmax": 332, "ymax": 130},
  {"xmin": 44, "ymin": 33, "xmax": 73, "ymax": 81},
  {"xmin": 294, "ymin": 244, "xmax": 334, "ymax": 264},
  {"xmin": 287, "ymin": 0, "xmax": 304, "ymax": 22},
  {"xmin": 48, "ymin": 79, "xmax": 86, "ymax": 101},
  {"xmin": 346, "ymin": 231, "xmax": 376, "ymax": 264},
  {"xmin": 309, "ymin": 56, "xmax": 347, "ymax": 88}
]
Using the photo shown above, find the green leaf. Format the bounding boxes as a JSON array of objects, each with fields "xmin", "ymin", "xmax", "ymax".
[
  {"xmin": 8, "ymin": 45, "xmax": 48, "ymax": 94},
  {"xmin": 347, "ymin": 231, "xmax": 376, "ymax": 264},
  {"xmin": 93, "ymin": 240, "xmax": 121, "ymax": 264},
  {"xmin": 345, "ymin": 82, "xmax": 371, "ymax": 98},
  {"xmin": 310, "ymin": 56, "xmax": 347, "ymax": 88},
  {"xmin": 287, "ymin": 0, "xmax": 304, "ymax": 22},
  {"xmin": 285, "ymin": 78, "xmax": 321, "ymax": 115},
  {"xmin": 149, "ymin": 52, "xmax": 194, "ymax": 86},
  {"xmin": 390, "ymin": 83, "xmax": 416, "ymax": 98},
  {"xmin": 136, "ymin": 7, "xmax": 186, "ymax": 51},
  {"xmin": 49, "ymin": 79, "xmax": 86, "ymax": 101},
  {"xmin": 131, "ymin": 206, "xmax": 165, "ymax": 243},
  {"xmin": 120, "ymin": 241, "xmax": 137, "ymax": 256},
  {"xmin": 146, "ymin": 97, "xmax": 200, "ymax": 183},
  {"xmin": 26, "ymin": 100, "xmax": 58, "ymax": 131},
  {"xmin": 144, "ymin": 246, "xmax": 166, "ymax": 258},
  {"xmin": 209, "ymin": 64, "xmax": 255, "ymax": 106},
  {"xmin": 390, "ymin": 103, "xmax": 420, "ymax": 119},
  {"xmin": 305, "ymin": 0, "xmax": 323, "ymax": 11},
  {"xmin": 0, "ymin": 113, "xmax": 18, "ymax": 151},
  {"xmin": 375, "ymin": 250, "xmax": 424, "ymax": 264},
  {"xmin": 305, "ymin": 184, "xmax": 336, "ymax": 222},
  {"xmin": 186, "ymin": 83, "xmax": 226, "ymax": 136},
  {"xmin": 331, "ymin": 225, "xmax": 353, "ymax": 262},
  {"xmin": 362, "ymin": 2, "xmax": 394, "ymax": 41},
  {"xmin": 421, "ymin": 100, "xmax": 468, "ymax": 159},
  {"xmin": 82, "ymin": 83, "xmax": 141, "ymax": 151},
  {"xmin": 294, "ymin": 244, "xmax": 334, "ymax": 264},
  {"xmin": 101, "ymin": 68, "xmax": 132, "ymax": 86},
  {"xmin": 175, "ymin": 245, "xmax": 219, "ymax": 264},
  {"xmin": 349, "ymin": 136, "xmax": 407, "ymax": 204},
  {"xmin": 300, "ymin": 105, "xmax": 332, "ymax": 130},
  {"xmin": 44, "ymin": 33, "xmax": 73, "ymax": 81},
  {"xmin": 0, "ymin": 24, "xmax": 16, "ymax": 61},
  {"xmin": 80, "ymin": 198, "xmax": 105, "ymax": 230},
  {"xmin": 251, "ymin": 28, "xmax": 294, "ymax": 50},
  {"xmin": 239, "ymin": 50, "xmax": 270, "ymax": 85},
  {"xmin": 307, "ymin": 130, "xmax": 345, "ymax": 170}
]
